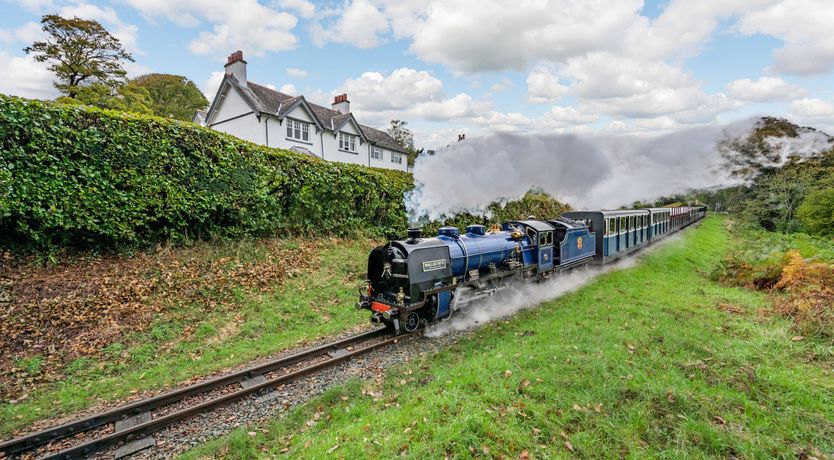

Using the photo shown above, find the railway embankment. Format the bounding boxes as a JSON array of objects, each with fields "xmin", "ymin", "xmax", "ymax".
[
  {"xmin": 0, "ymin": 237, "xmax": 375, "ymax": 437},
  {"xmin": 181, "ymin": 216, "xmax": 833, "ymax": 459}
]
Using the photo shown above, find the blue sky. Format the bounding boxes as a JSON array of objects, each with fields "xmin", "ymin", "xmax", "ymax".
[{"xmin": 2, "ymin": 0, "xmax": 834, "ymax": 148}]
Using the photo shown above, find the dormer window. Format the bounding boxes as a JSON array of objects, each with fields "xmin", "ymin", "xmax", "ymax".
[
  {"xmin": 339, "ymin": 132, "xmax": 357, "ymax": 152},
  {"xmin": 286, "ymin": 119, "xmax": 309, "ymax": 142}
]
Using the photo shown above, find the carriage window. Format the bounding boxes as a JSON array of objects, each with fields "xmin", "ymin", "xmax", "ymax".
[{"xmin": 609, "ymin": 219, "xmax": 616, "ymax": 235}]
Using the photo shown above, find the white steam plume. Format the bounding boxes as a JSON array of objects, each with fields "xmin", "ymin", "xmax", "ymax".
[
  {"xmin": 407, "ymin": 118, "xmax": 831, "ymax": 220},
  {"xmin": 424, "ymin": 233, "xmax": 682, "ymax": 338}
]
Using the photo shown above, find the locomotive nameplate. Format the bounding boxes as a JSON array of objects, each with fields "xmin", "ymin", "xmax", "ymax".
[{"xmin": 422, "ymin": 259, "xmax": 447, "ymax": 272}]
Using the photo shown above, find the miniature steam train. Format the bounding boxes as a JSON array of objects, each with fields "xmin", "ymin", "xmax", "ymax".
[{"xmin": 357, "ymin": 206, "xmax": 707, "ymax": 333}]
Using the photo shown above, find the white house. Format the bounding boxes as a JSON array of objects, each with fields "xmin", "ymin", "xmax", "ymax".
[{"xmin": 199, "ymin": 51, "xmax": 409, "ymax": 172}]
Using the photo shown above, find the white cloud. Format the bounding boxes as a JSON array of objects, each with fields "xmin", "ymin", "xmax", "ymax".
[
  {"xmin": 789, "ymin": 98, "xmax": 834, "ymax": 118},
  {"xmin": 123, "ymin": 0, "xmax": 298, "ymax": 57},
  {"xmin": 201, "ymin": 70, "xmax": 225, "ymax": 101},
  {"xmin": 59, "ymin": 3, "xmax": 142, "ymax": 54},
  {"xmin": 725, "ymin": 76, "xmax": 805, "ymax": 102},
  {"xmin": 526, "ymin": 67, "xmax": 569, "ymax": 103},
  {"xmin": 538, "ymin": 106, "xmax": 598, "ymax": 129},
  {"xmin": 735, "ymin": 0, "xmax": 834, "ymax": 76},
  {"xmin": 311, "ymin": 0, "xmax": 389, "ymax": 49},
  {"xmin": 279, "ymin": 0, "xmax": 315, "ymax": 18},
  {"xmin": 0, "ymin": 22, "xmax": 45, "ymax": 44},
  {"xmin": 278, "ymin": 83, "xmax": 297, "ymax": 94},
  {"xmin": 488, "ymin": 77, "xmax": 514, "ymax": 94},
  {"xmin": 0, "ymin": 51, "xmax": 56, "ymax": 99},
  {"xmin": 553, "ymin": 53, "xmax": 736, "ymax": 123},
  {"xmin": 402, "ymin": 0, "xmax": 641, "ymax": 72},
  {"xmin": 8, "ymin": 0, "xmax": 53, "ymax": 13},
  {"xmin": 285, "ymin": 67, "xmax": 309, "ymax": 78},
  {"xmin": 474, "ymin": 111, "xmax": 532, "ymax": 131},
  {"xmin": 340, "ymin": 68, "xmax": 444, "ymax": 111}
]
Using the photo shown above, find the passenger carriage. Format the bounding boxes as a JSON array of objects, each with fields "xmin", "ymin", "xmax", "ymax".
[{"xmin": 561, "ymin": 210, "xmax": 651, "ymax": 263}]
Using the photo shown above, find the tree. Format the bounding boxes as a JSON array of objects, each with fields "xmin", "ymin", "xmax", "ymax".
[
  {"xmin": 388, "ymin": 119, "xmax": 422, "ymax": 165},
  {"xmin": 56, "ymin": 83, "xmax": 152, "ymax": 115},
  {"xmin": 24, "ymin": 14, "xmax": 133, "ymax": 98},
  {"xmin": 127, "ymin": 74, "xmax": 208, "ymax": 121},
  {"xmin": 797, "ymin": 188, "xmax": 834, "ymax": 237}
]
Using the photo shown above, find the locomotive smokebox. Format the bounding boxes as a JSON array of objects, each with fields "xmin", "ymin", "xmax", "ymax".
[{"xmin": 407, "ymin": 227, "xmax": 422, "ymax": 243}]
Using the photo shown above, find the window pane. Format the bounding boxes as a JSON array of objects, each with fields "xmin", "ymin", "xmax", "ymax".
[
  {"xmin": 287, "ymin": 122, "xmax": 292, "ymax": 137},
  {"xmin": 302, "ymin": 123, "xmax": 309, "ymax": 141}
]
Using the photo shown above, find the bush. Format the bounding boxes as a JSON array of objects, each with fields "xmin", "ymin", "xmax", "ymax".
[
  {"xmin": 0, "ymin": 95, "xmax": 412, "ymax": 249},
  {"xmin": 797, "ymin": 188, "xmax": 834, "ymax": 237},
  {"xmin": 772, "ymin": 250, "xmax": 834, "ymax": 338}
]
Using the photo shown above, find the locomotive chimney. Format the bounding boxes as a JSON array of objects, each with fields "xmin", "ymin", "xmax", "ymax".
[{"xmin": 407, "ymin": 227, "xmax": 422, "ymax": 243}]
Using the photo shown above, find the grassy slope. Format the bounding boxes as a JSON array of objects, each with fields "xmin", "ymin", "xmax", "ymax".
[
  {"xmin": 183, "ymin": 217, "xmax": 834, "ymax": 459},
  {"xmin": 1, "ymin": 239, "xmax": 372, "ymax": 436}
]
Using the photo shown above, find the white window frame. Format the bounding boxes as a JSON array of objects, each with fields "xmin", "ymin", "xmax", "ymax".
[
  {"xmin": 339, "ymin": 132, "xmax": 357, "ymax": 152},
  {"xmin": 286, "ymin": 119, "xmax": 310, "ymax": 142},
  {"xmin": 371, "ymin": 146, "xmax": 383, "ymax": 160},
  {"xmin": 391, "ymin": 151, "xmax": 402, "ymax": 164}
]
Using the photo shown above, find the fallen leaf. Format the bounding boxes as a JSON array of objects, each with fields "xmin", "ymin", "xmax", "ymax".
[
  {"xmin": 714, "ymin": 416, "xmax": 726, "ymax": 425},
  {"xmin": 564, "ymin": 441, "xmax": 574, "ymax": 452},
  {"xmin": 594, "ymin": 403, "xmax": 602, "ymax": 413},
  {"xmin": 792, "ymin": 336, "xmax": 805, "ymax": 341},
  {"xmin": 519, "ymin": 450, "xmax": 530, "ymax": 459},
  {"xmin": 625, "ymin": 343, "xmax": 636, "ymax": 353},
  {"xmin": 327, "ymin": 445, "xmax": 339, "ymax": 453},
  {"xmin": 247, "ymin": 431, "xmax": 257, "ymax": 438},
  {"xmin": 504, "ymin": 370, "xmax": 513, "ymax": 378}
]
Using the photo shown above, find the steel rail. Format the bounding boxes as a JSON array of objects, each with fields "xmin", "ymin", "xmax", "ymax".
[
  {"xmin": 0, "ymin": 327, "xmax": 387, "ymax": 457},
  {"xmin": 43, "ymin": 335, "xmax": 401, "ymax": 460}
]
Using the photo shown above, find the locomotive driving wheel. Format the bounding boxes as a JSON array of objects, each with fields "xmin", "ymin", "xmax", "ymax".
[{"xmin": 403, "ymin": 311, "xmax": 420, "ymax": 333}]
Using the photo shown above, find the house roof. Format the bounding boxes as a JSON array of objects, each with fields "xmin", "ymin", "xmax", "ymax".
[
  {"xmin": 220, "ymin": 77, "xmax": 408, "ymax": 153},
  {"xmin": 360, "ymin": 125, "xmax": 408, "ymax": 153}
]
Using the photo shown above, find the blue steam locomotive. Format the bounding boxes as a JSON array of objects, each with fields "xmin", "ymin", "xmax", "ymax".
[{"xmin": 357, "ymin": 206, "xmax": 706, "ymax": 333}]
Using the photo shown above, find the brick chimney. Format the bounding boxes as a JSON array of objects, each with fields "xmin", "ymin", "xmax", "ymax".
[
  {"xmin": 224, "ymin": 50, "xmax": 247, "ymax": 85},
  {"xmin": 332, "ymin": 93, "xmax": 350, "ymax": 114}
]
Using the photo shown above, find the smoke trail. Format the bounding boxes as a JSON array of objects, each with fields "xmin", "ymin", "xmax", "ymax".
[
  {"xmin": 407, "ymin": 118, "xmax": 831, "ymax": 221},
  {"xmin": 424, "ymin": 233, "xmax": 682, "ymax": 337}
]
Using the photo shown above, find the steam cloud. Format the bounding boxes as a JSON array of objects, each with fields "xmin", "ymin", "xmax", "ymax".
[{"xmin": 407, "ymin": 118, "xmax": 831, "ymax": 220}]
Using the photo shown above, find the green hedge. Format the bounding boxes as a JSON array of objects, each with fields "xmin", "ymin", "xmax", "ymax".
[{"xmin": 0, "ymin": 95, "xmax": 412, "ymax": 249}]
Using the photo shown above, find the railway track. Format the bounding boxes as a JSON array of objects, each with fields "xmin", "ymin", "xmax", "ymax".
[{"xmin": 1, "ymin": 327, "xmax": 398, "ymax": 460}]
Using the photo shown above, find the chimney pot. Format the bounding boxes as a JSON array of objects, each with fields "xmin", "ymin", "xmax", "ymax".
[
  {"xmin": 224, "ymin": 50, "xmax": 247, "ymax": 85},
  {"xmin": 331, "ymin": 93, "xmax": 350, "ymax": 114}
]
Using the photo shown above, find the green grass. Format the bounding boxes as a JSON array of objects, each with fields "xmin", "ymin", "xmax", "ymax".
[
  {"xmin": 0, "ymin": 238, "xmax": 372, "ymax": 436},
  {"xmin": 182, "ymin": 217, "xmax": 834, "ymax": 459}
]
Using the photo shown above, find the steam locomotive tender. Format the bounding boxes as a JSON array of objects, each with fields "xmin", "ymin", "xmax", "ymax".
[{"xmin": 358, "ymin": 206, "xmax": 706, "ymax": 334}]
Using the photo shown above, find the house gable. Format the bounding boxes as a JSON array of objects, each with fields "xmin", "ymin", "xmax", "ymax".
[
  {"xmin": 333, "ymin": 114, "xmax": 366, "ymax": 142},
  {"xmin": 277, "ymin": 97, "xmax": 324, "ymax": 132},
  {"xmin": 206, "ymin": 76, "xmax": 259, "ymax": 126}
]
